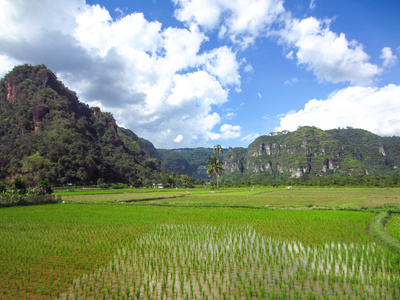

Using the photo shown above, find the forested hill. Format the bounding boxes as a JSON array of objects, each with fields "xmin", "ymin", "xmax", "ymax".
[
  {"xmin": 158, "ymin": 127, "xmax": 400, "ymax": 180},
  {"xmin": 0, "ymin": 64, "xmax": 165, "ymax": 186},
  {"xmin": 223, "ymin": 126, "xmax": 400, "ymax": 179},
  {"xmin": 157, "ymin": 148, "xmax": 224, "ymax": 180}
]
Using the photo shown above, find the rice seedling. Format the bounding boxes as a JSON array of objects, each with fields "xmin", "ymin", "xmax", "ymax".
[
  {"xmin": 61, "ymin": 223, "xmax": 399, "ymax": 299},
  {"xmin": 1, "ymin": 198, "xmax": 399, "ymax": 299}
]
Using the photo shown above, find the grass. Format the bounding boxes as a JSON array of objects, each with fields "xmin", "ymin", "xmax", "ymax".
[
  {"xmin": 56, "ymin": 186, "xmax": 400, "ymax": 210},
  {"xmin": 373, "ymin": 212, "xmax": 400, "ymax": 254},
  {"xmin": 2, "ymin": 187, "xmax": 400, "ymax": 299}
]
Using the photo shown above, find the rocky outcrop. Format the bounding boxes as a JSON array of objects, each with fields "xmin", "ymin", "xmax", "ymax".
[
  {"xmin": 221, "ymin": 126, "xmax": 396, "ymax": 178},
  {"xmin": 6, "ymin": 78, "xmax": 17, "ymax": 102},
  {"xmin": 223, "ymin": 147, "xmax": 245, "ymax": 173}
]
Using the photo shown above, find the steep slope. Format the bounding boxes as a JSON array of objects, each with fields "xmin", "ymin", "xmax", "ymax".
[
  {"xmin": 158, "ymin": 148, "xmax": 220, "ymax": 179},
  {"xmin": 0, "ymin": 64, "xmax": 164, "ymax": 186},
  {"xmin": 223, "ymin": 126, "xmax": 400, "ymax": 179}
]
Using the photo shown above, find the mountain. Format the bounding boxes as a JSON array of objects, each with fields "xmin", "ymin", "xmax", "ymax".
[
  {"xmin": 0, "ymin": 64, "xmax": 165, "ymax": 186},
  {"xmin": 223, "ymin": 126, "xmax": 400, "ymax": 179},
  {"xmin": 157, "ymin": 148, "xmax": 223, "ymax": 180},
  {"xmin": 156, "ymin": 127, "xmax": 400, "ymax": 181}
]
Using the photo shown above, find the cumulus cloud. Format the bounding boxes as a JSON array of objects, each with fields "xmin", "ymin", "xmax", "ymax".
[
  {"xmin": 173, "ymin": 0, "xmax": 285, "ymax": 48},
  {"xmin": 0, "ymin": 55, "xmax": 20, "ymax": 76},
  {"xmin": 206, "ymin": 124, "xmax": 242, "ymax": 140},
  {"xmin": 200, "ymin": 46, "xmax": 241, "ymax": 87},
  {"xmin": 275, "ymin": 17, "xmax": 381, "ymax": 85},
  {"xmin": 276, "ymin": 84, "xmax": 400, "ymax": 136},
  {"xmin": 173, "ymin": 135, "xmax": 184, "ymax": 143},
  {"xmin": 0, "ymin": 0, "xmax": 393, "ymax": 148},
  {"xmin": 380, "ymin": 47, "xmax": 398, "ymax": 67},
  {"xmin": 0, "ymin": 0, "xmax": 245, "ymax": 148}
]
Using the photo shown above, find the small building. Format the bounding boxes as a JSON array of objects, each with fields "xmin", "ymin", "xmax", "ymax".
[{"xmin": 153, "ymin": 183, "xmax": 164, "ymax": 189}]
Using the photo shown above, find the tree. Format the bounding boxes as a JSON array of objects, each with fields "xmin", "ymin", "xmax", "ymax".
[
  {"xmin": 13, "ymin": 177, "xmax": 26, "ymax": 194},
  {"xmin": 37, "ymin": 178, "xmax": 53, "ymax": 195},
  {"xmin": 213, "ymin": 144, "xmax": 223, "ymax": 158},
  {"xmin": 205, "ymin": 155, "xmax": 224, "ymax": 189}
]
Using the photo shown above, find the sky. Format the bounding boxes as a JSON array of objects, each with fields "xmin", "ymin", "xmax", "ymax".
[{"xmin": 0, "ymin": 0, "xmax": 399, "ymax": 149}]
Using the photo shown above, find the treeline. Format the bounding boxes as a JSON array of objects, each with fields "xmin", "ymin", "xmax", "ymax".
[
  {"xmin": 218, "ymin": 174, "xmax": 400, "ymax": 188},
  {"xmin": 0, "ymin": 178, "xmax": 60, "ymax": 207}
]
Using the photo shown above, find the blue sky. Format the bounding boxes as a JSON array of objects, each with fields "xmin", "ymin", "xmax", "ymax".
[{"xmin": 0, "ymin": 0, "xmax": 399, "ymax": 148}]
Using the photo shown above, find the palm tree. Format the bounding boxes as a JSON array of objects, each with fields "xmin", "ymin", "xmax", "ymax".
[
  {"xmin": 213, "ymin": 144, "xmax": 224, "ymax": 157},
  {"xmin": 205, "ymin": 155, "xmax": 224, "ymax": 189}
]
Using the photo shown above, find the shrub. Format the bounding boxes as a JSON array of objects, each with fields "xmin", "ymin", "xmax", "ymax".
[{"xmin": 13, "ymin": 177, "xmax": 26, "ymax": 194}]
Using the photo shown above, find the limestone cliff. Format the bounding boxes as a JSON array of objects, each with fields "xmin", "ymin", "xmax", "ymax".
[{"xmin": 223, "ymin": 126, "xmax": 399, "ymax": 178}]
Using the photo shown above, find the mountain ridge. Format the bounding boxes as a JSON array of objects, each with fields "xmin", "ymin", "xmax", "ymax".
[
  {"xmin": 158, "ymin": 127, "xmax": 400, "ymax": 180},
  {"xmin": 2, "ymin": 64, "xmax": 400, "ymax": 185},
  {"xmin": 0, "ymin": 64, "xmax": 164, "ymax": 186}
]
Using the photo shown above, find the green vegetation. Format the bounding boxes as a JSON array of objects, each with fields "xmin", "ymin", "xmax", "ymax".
[
  {"xmin": 1, "ymin": 187, "xmax": 400, "ymax": 299},
  {"xmin": 0, "ymin": 64, "xmax": 165, "ymax": 186},
  {"xmin": 160, "ymin": 126, "xmax": 400, "ymax": 182},
  {"xmin": 388, "ymin": 214, "xmax": 400, "ymax": 251},
  {"xmin": 370, "ymin": 212, "xmax": 400, "ymax": 254},
  {"xmin": 0, "ymin": 178, "xmax": 59, "ymax": 207},
  {"xmin": 3, "ymin": 65, "xmax": 400, "ymax": 299},
  {"xmin": 205, "ymin": 156, "xmax": 224, "ymax": 189},
  {"xmin": 158, "ymin": 147, "xmax": 222, "ymax": 179}
]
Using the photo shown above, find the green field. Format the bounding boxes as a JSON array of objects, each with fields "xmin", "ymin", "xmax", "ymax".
[
  {"xmin": 1, "ymin": 187, "xmax": 400, "ymax": 299},
  {"xmin": 58, "ymin": 187, "xmax": 400, "ymax": 210}
]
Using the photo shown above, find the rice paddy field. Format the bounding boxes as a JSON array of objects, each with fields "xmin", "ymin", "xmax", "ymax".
[{"xmin": 1, "ymin": 187, "xmax": 400, "ymax": 299}]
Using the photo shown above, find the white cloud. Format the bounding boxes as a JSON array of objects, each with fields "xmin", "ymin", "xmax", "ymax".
[
  {"xmin": 257, "ymin": 92, "xmax": 262, "ymax": 98},
  {"xmin": 276, "ymin": 84, "xmax": 400, "ymax": 136},
  {"xmin": 225, "ymin": 112, "xmax": 237, "ymax": 119},
  {"xmin": 241, "ymin": 133, "xmax": 260, "ymax": 143},
  {"xmin": 309, "ymin": 0, "xmax": 316, "ymax": 9},
  {"xmin": 173, "ymin": 135, "xmax": 184, "ymax": 143},
  {"xmin": 173, "ymin": 0, "xmax": 222, "ymax": 30},
  {"xmin": 244, "ymin": 63, "xmax": 254, "ymax": 72},
  {"xmin": 284, "ymin": 77, "xmax": 298, "ymax": 85},
  {"xmin": 0, "ymin": 0, "xmax": 83, "ymax": 41},
  {"xmin": 285, "ymin": 50, "xmax": 294, "ymax": 60},
  {"xmin": 200, "ymin": 46, "xmax": 241, "ymax": 87},
  {"xmin": 0, "ymin": 55, "xmax": 21, "ymax": 76},
  {"xmin": 74, "ymin": 5, "xmax": 163, "ymax": 57},
  {"xmin": 166, "ymin": 71, "xmax": 227, "ymax": 107},
  {"xmin": 276, "ymin": 17, "xmax": 382, "ymax": 85},
  {"xmin": 380, "ymin": 47, "xmax": 398, "ymax": 68},
  {"xmin": 0, "ymin": 0, "xmax": 246, "ymax": 148},
  {"xmin": 173, "ymin": 0, "xmax": 285, "ymax": 48},
  {"xmin": 206, "ymin": 124, "xmax": 242, "ymax": 140}
]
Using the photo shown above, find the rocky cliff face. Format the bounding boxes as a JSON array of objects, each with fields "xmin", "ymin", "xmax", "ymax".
[
  {"xmin": 223, "ymin": 147, "xmax": 246, "ymax": 173},
  {"xmin": 223, "ymin": 126, "xmax": 399, "ymax": 178}
]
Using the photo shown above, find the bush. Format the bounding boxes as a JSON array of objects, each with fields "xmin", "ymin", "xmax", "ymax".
[
  {"xmin": 0, "ymin": 194, "xmax": 61, "ymax": 207},
  {"xmin": 0, "ymin": 181, "xmax": 6, "ymax": 193},
  {"xmin": 37, "ymin": 179, "xmax": 53, "ymax": 195},
  {"xmin": 13, "ymin": 177, "xmax": 26, "ymax": 194}
]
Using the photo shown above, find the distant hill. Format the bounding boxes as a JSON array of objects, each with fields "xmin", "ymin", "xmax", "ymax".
[
  {"xmin": 158, "ymin": 126, "xmax": 400, "ymax": 180},
  {"xmin": 157, "ymin": 148, "xmax": 224, "ymax": 180},
  {"xmin": 223, "ymin": 126, "xmax": 400, "ymax": 179},
  {"xmin": 4, "ymin": 65, "xmax": 399, "ymax": 186},
  {"xmin": 0, "ymin": 64, "xmax": 164, "ymax": 186}
]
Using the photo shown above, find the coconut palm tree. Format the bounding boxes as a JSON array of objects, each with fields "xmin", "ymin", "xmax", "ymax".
[
  {"xmin": 205, "ymin": 155, "xmax": 224, "ymax": 189},
  {"xmin": 213, "ymin": 144, "xmax": 224, "ymax": 158}
]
